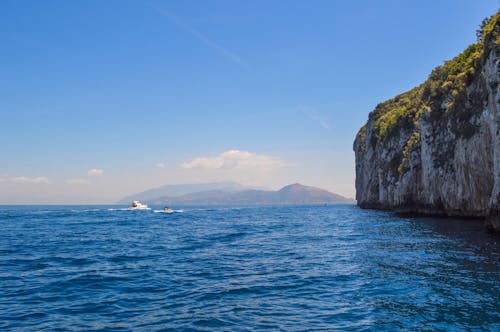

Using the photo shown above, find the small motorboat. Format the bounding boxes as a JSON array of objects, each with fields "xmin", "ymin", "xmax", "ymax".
[
  {"xmin": 162, "ymin": 207, "xmax": 174, "ymax": 213},
  {"xmin": 153, "ymin": 207, "xmax": 179, "ymax": 213},
  {"xmin": 129, "ymin": 200, "xmax": 150, "ymax": 210}
]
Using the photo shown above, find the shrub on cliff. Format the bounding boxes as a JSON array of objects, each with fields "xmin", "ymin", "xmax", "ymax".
[{"xmin": 358, "ymin": 10, "xmax": 500, "ymax": 164}]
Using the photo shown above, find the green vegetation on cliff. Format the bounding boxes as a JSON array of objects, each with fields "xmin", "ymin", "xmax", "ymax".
[{"xmin": 356, "ymin": 11, "xmax": 500, "ymax": 175}]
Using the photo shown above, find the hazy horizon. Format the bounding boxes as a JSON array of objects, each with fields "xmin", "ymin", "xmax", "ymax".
[
  {"xmin": 0, "ymin": 180, "xmax": 355, "ymax": 205},
  {"xmin": 1, "ymin": 0, "xmax": 497, "ymax": 204}
]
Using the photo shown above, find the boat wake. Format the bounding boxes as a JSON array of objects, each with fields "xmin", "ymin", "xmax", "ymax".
[
  {"xmin": 153, "ymin": 209, "xmax": 184, "ymax": 214},
  {"xmin": 107, "ymin": 208, "xmax": 151, "ymax": 211}
]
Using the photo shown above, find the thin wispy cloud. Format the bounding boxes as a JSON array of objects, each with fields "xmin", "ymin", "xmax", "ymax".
[
  {"xmin": 152, "ymin": 6, "xmax": 247, "ymax": 66},
  {"xmin": 0, "ymin": 176, "xmax": 49, "ymax": 184},
  {"xmin": 298, "ymin": 107, "xmax": 330, "ymax": 130},
  {"xmin": 156, "ymin": 163, "xmax": 166, "ymax": 168}
]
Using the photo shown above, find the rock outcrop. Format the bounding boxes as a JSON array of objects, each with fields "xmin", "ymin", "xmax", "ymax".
[{"xmin": 354, "ymin": 12, "xmax": 500, "ymax": 231}]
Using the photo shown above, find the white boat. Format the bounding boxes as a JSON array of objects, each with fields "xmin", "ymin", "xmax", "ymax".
[
  {"xmin": 153, "ymin": 207, "xmax": 179, "ymax": 213},
  {"xmin": 162, "ymin": 207, "xmax": 174, "ymax": 213},
  {"xmin": 129, "ymin": 200, "xmax": 150, "ymax": 210}
]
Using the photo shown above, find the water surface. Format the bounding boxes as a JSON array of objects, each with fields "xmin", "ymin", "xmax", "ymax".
[{"xmin": 0, "ymin": 205, "xmax": 499, "ymax": 331}]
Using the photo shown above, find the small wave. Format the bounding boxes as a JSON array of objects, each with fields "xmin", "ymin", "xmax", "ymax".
[
  {"xmin": 70, "ymin": 209, "xmax": 102, "ymax": 213},
  {"xmin": 30, "ymin": 209, "xmax": 64, "ymax": 215},
  {"xmin": 153, "ymin": 209, "xmax": 183, "ymax": 214},
  {"xmin": 107, "ymin": 208, "xmax": 151, "ymax": 211}
]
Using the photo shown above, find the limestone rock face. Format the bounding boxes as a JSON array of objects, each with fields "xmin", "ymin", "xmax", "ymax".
[
  {"xmin": 354, "ymin": 14, "xmax": 500, "ymax": 231},
  {"xmin": 485, "ymin": 40, "xmax": 500, "ymax": 230}
]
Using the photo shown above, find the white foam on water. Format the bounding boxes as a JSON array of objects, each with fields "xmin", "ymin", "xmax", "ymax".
[
  {"xmin": 153, "ymin": 209, "xmax": 184, "ymax": 214},
  {"xmin": 70, "ymin": 209, "xmax": 102, "ymax": 213},
  {"xmin": 107, "ymin": 208, "xmax": 151, "ymax": 211}
]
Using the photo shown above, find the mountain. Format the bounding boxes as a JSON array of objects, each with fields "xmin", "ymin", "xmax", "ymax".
[
  {"xmin": 118, "ymin": 182, "xmax": 263, "ymax": 204},
  {"xmin": 353, "ymin": 12, "xmax": 500, "ymax": 231},
  {"xmin": 274, "ymin": 183, "xmax": 352, "ymax": 204},
  {"xmin": 120, "ymin": 183, "xmax": 354, "ymax": 206}
]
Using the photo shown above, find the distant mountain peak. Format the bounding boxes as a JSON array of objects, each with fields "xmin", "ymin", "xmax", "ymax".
[
  {"xmin": 282, "ymin": 183, "xmax": 302, "ymax": 187},
  {"xmin": 280, "ymin": 183, "xmax": 308, "ymax": 190}
]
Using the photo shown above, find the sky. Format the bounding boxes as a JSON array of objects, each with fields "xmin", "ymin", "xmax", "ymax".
[{"xmin": 0, "ymin": 0, "xmax": 498, "ymax": 204}]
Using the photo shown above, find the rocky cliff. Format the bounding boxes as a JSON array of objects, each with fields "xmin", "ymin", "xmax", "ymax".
[{"xmin": 354, "ymin": 12, "xmax": 500, "ymax": 231}]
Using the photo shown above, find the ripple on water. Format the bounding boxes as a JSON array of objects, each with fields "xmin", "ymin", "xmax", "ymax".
[{"xmin": 0, "ymin": 205, "xmax": 498, "ymax": 331}]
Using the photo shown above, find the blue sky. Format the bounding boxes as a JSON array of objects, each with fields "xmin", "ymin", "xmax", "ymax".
[{"xmin": 0, "ymin": 0, "xmax": 497, "ymax": 203}]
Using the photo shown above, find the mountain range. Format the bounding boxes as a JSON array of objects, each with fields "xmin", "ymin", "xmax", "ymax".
[{"xmin": 119, "ymin": 182, "xmax": 354, "ymax": 206}]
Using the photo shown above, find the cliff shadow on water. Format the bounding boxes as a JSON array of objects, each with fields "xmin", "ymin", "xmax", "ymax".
[
  {"xmin": 354, "ymin": 11, "xmax": 500, "ymax": 232},
  {"xmin": 399, "ymin": 213, "xmax": 500, "ymax": 257}
]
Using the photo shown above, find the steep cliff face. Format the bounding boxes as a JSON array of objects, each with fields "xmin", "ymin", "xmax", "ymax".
[{"xmin": 354, "ymin": 13, "xmax": 500, "ymax": 231}]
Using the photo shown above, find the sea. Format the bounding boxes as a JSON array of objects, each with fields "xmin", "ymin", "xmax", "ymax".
[{"xmin": 0, "ymin": 205, "xmax": 499, "ymax": 331}]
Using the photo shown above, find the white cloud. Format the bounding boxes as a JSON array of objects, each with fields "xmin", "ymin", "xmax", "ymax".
[
  {"xmin": 181, "ymin": 150, "xmax": 286, "ymax": 170},
  {"xmin": 156, "ymin": 163, "xmax": 166, "ymax": 168},
  {"xmin": 66, "ymin": 178, "xmax": 90, "ymax": 185},
  {"xmin": 87, "ymin": 168, "xmax": 104, "ymax": 176},
  {"xmin": 0, "ymin": 176, "xmax": 49, "ymax": 184}
]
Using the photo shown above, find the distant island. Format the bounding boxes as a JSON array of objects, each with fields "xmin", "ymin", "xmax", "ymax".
[
  {"xmin": 354, "ymin": 12, "xmax": 500, "ymax": 231},
  {"xmin": 119, "ymin": 182, "xmax": 354, "ymax": 206}
]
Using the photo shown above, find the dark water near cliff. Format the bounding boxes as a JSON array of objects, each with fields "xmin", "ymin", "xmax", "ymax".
[{"xmin": 0, "ymin": 205, "xmax": 499, "ymax": 331}]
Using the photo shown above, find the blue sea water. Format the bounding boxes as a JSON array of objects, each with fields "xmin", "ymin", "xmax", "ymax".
[{"xmin": 0, "ymin": 205, "xmax": 499, "ymax": 331}]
